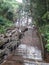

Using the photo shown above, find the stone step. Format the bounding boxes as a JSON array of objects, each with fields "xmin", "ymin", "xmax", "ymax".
[
  {"xmin": 15, "ymin": 44, "xmax": 43, "ymax": 61},
  {"xmin": 1, "ymin": 57, "xmax": 49, "ymax": 65}
]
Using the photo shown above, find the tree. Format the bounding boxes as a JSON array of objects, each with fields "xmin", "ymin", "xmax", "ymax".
[{"xmin": 0, "ymin": 0, "xmax": 21, "ymax": 21}]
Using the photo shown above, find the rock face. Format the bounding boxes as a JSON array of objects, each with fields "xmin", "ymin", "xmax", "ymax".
[
  {"xmin": 0, "ymin": 26, "xmax": 28, "ymax": 64},
  {"xmin": 19, "ymin": 26, "xmax": 28, "ymax": 32},
  {"xmin": 0, "ymin": 26, "xmax": 24, "ymax": 63}
]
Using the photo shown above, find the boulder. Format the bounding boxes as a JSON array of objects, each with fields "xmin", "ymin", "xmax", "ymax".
[
  {"xmin": 0, "ymin": 34, "xmax": 4, "ymax": 38},
  {"xmin": 5, "ymin": 33, "xmax": 12, "ymax": 37},
  {"xmin": 19, "ymin": 26, "xmax": 28, "ymax": 32},
  {"xmin": 0, "ymin": 49, "xmax": 5, "ymax": 58},
  {"xmin": 0, "ymin": 41, "xmax": 4, "ymax": 47},
  {"xmin": 7, "ymin": 40, "xmax": 20, "ymax": 52},
  {"xmin": 0, "ymin": 37, "xmax": 9, "ymax": 48}
]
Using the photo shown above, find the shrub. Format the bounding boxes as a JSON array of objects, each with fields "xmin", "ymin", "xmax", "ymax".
[
  {"xmin": 45, "ymin": 44, "xmax": 49, "ymax": 52},
  {"xmin": 0, "ymin": 16, "xmax": 13, "ymax": 34}
]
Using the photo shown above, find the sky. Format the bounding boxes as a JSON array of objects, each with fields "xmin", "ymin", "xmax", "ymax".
[{"xmin": 16, "ymin": 0, "xmax": 22, "ymax": 3}]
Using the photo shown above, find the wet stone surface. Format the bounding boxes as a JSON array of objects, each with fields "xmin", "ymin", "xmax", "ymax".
[
  {"xmin": 15, "ymin": 44, "xmax": 42, "ymax": 61},
  {"xmin": 0, "ymin": 26, "xmax": 23, "ymax": 64},
  {"xmin": 1, "ymin": 27, "xmax": 45, "ymax": 65}
]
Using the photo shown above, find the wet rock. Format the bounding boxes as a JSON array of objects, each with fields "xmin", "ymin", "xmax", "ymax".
[
  {"xmin": 0, "ymin": 27, "xmax": 21, "ymax": 48},
  {"xmin": 11, "ymin": 36, "xmax": 19, "ymax": 41},
  {"xmin": 7, "ymin": 40, "xmax": 20, "ymax": 52},
  {"xmin": 4, "ymin": 48, "xmax": 10, "ymax": 56},
  {"xmin": 0, "ymin": 34, "xmax": 4, "ymax": 38},
  {"xmin": 0, "ymin": 26, "xmax": 22, "ymax": 62},
  {"xmin": 5, "ymin": 33, "xmax": 12, "ymax": 37},
  {"xmin": 20, "ymin": 26, "xmax": 28, "ymax": 32},
  {"xmin": 0, "ymin": 38, "xmax": 10, "ymax": 48},
  {"xmin": 0, "ymin": 41, "xmax": 4, "ymax": 47},
  {"xmin": 4, "ymin": 38, "xmax": 9, "ymax": 44},
  {"xmin": 12, "ymin": 30, "xmax": 19, "ymax": 37},
  {"xmin": 17, "ymin": 41, "xmax": 21, "ymax": 47},
  {"xmin": 11, "ymin": 29, "xmax": 17, "ymax": 34},
  {"xmin": 19, "ymin": 33, "xmax": 24, "ymax": 39},
  {"xmin": 0, "ymin": 49, "xmax": 5, "ymax": 58}
]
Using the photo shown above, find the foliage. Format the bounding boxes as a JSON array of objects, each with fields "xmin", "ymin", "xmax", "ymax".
[
  {"xmin": 22, "ymin": 0, "xmax": 49, "ymax": 52},
  {"xmin": 0, "ymin": 0, "xmax": 23, "ymax": 33},
  {"xmin": 0, "ymin": 16, "xmax": 13, "ymax": 34},
  {"xmin": 39, "ymin": 25, "xmax": 49, "ymax": 52},
  {"xmin": 45, "ymin": 43, "xmax": 49, "ymax": 51},
  {"xmin": 0, "ymin": 0, "xmax": 22, "ymax": 21},
  {"xmin": 42, "ymin": 11, "xmax": 49, "ymax": 24}
]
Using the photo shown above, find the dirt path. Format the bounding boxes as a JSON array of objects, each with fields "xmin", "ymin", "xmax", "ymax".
[{"xmin": 1, "ymin": 27, "xmax": 44, "ymax": 65}]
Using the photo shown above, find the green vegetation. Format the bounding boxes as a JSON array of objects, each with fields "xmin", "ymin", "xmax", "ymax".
[
  {"xmin": 41, "ymin": 25, "xmax": 49, "ymax": 52},
  {"xmin": 28, "ymin": 0, "xmax": 49, "ymax": 52},
  {"xmin": 0, "ymin": 0, "xmax": 49, "ymax": 51},
  {"xmin": 39, "ymin": 11, "xmax": 49, "ymax": 51},
  {"xmin": 0, "ymin": 16, "xmax": 13, "ymax": 34},
  {"xmin": 35, "ymin": 0, "xmax": 49, "ymax": 52},
  {"xmin": 0, "ymin": 0, "xmax": 22, "ymax": 34},
  {"xmin": 0, "ymin": 0, "xmax": 21, "ymax": 20}
]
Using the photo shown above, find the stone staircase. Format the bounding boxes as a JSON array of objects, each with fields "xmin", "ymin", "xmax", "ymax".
[
  {"xmin": 15, "ymin": 44, "xmax": 43, "ymax": 61},
  {"xmin": 1, "ymin": 27, "xmax": 49, "ymax": 65}
]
